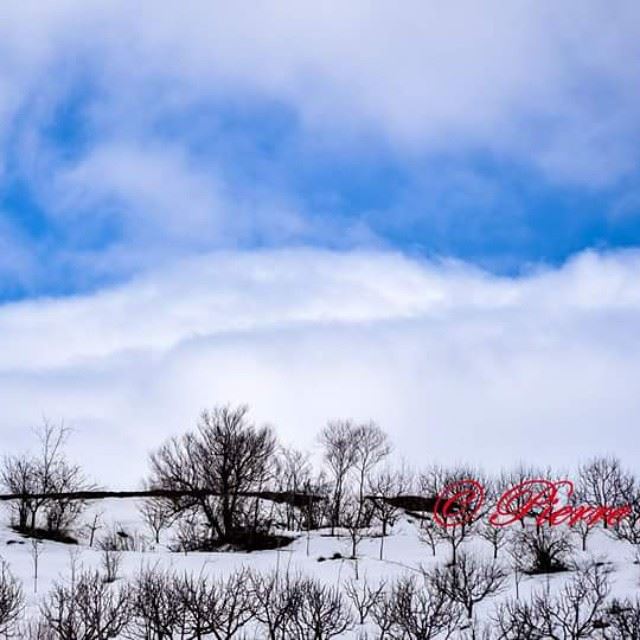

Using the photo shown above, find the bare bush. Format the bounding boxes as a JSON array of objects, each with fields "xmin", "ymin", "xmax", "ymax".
[
  {"xmin": 39, "ymin": 569, "xmax": 131, "ymax": 639},
  {"xmin": 291, "ymin": 578, "xmax": 353, "ymax": 640},
  {"xmin": 372, "ymin": 575, "xmax": 463, "ymax": 639},
  {"xmin": 0, "ymin": 560, "xmax": 24, "ymax": 637},
  {"xmin": 172, "ymin": 568, "xmax": 255, "ymax": 639},
  {"xmin": 479, "ymin": 522, "xmax": 509, "ymax": 560},
  {"xmin": 428, "ymin": 552, "xmax": 508, "ymax": 619},
  {"xmin": 249, "ymin": 570, "xmax": 304, "ymax": 639},
  {"xmin": 492, "ymin": 560, "xmax": 611, "ymax": 639},
  {"xmin": 511, "ymin": 525, "xmax": 574, "ymax": 574},
  {"xmin": 129, "ymin": 566, "xmax": 183, "ymax": 639},
  {"xmin": 100, "ymin": 547, "xmax": 122, "ymax": 583},
  {"xmin": 605, "ymin": 597, "xmax": 640, "ymax": 639},
  {"xmin": 344, "ymin": 577, "xmax": 386, "ymax": 626}
]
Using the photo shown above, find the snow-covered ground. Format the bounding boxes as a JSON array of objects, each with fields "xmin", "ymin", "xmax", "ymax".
[{"xmin": 1, "ymin": 499, "xmax": 638, "ymax": 637}]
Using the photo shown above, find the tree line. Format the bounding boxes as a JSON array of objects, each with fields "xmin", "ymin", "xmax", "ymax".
[{"xmin": 1, "ymin": 405, "xmax": 640, "ymax": 637}]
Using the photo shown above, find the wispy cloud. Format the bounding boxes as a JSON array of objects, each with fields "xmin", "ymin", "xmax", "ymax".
[{"xmin": 0, "ymin": 248, "xmax": 638, "ymax": 485}]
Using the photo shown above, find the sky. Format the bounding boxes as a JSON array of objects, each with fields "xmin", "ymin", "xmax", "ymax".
[{"xmin": 1, "ymin": 2, "xmax": 640, "ymax": 485}]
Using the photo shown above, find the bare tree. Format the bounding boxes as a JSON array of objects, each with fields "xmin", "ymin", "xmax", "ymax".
[
  {"xmin": 612, "ymin": 477, "xmax": 640, "ymax": 546},
  {"xmin": 40, "ymin": 569, "xmax": 131, "ymax": 639},
  {"xmin": 291, "ymin": 578, "xmax": 353, "ymax": 640},
  {"xmin": 577, "ymin": 456, "xmax": 633, "ymax": 529},
  {"xmin": 492, "ymin": 598, "xmax": 545, "ymax": 639},
  {"xmin": 319, "ymin": 420, "xmax": 360, "ymax": 536},
  {"xmin": 344, "ymin": 577, "xmax": 386, "ymax": 626},
  {"xmin": 172, "ymin": 568, "xmax": 256, "ymax": 640},
  {"xmin": 139, "ymin": 497, "xmax": 173, "ymax": 545},
  {"xmin": 479, "ymin": 522, "xmax": 509, "ymax": 560},
  {"xmin": 149, "ymin": 404, "xmax": 278, "ymax": 545},
  {"xmin": 249, "ymin": 570, "xmax": 304, "ymax": 640},
  {"xmin": 1, "ymin": 420, "xmax": 91, "ymax": 535},
  {"xmin": 428, "ymin": 552, "xmax": 508, "ymax": 619},
  {"xmin": 494, "ymin": 560, "xmax": 611, "ymax": 639},
  {"xmin": 368, "ymin": 468, "xmax": 409, "ymax": 560},
  {"xmin": 496, "ymin": 464, "xmax": 553, "ymax": 529},
  {"xmin": 0, "ymin": 560, "xmax": 24, "ymax": 637},
  {"xmin": 421, "ymin": 464, "xmax": 486, "ymax": 565},
  {"xmin": 342, "ymin": 496, "xmax": 366, "ymax": 579},
  {"xmin": 83, "ymin": 510, "xmax": 104, "ymax": 548},
  {"xmin": 374, "ymin": 575, "xmax": 463, "ymax": 640},
  {"xmin": 352, "ymin": 422, "xmax": 391, "ymax": 526},
  {"xmin": 420, "ymin": 518, "xmax": 439, "ymax": 557},
  {"xmin": 278, "ymin": 447, "xmax": 313, "ymax": 531},
  {"xmin": 129, "ymin": 565, "xmax": 184, "ymax": 639},
  {"xmin": 605, "ymin": 597, "xmax": 640, "ymax": 639}
]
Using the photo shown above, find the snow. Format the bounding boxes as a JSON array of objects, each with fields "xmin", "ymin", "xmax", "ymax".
[{"xmin": 1, "ymin": 499, "xmax": 638, "ymax": 636}]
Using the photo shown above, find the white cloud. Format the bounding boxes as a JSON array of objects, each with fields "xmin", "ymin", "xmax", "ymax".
[
  {"xmin": 1, "ymin": 1, "xmax": 639, "ymax": 186},
  {"xmin": 0, "ymin": 248, "xmax": 639, "ymax": 486}
]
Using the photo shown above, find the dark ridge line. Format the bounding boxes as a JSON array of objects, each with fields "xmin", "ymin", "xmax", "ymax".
[{"xmin": 0, "ymin": 489, "xmax": 326, "ymax": 505}]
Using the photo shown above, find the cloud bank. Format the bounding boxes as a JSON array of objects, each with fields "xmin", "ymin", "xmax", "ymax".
[{"xmin": 1, "ymin": 248, "xmax": 639, "ymax": 486}]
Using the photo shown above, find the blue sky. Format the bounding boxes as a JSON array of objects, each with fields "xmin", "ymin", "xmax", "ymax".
[{"xmin": 1, "ymin": 2, "xmax": 639, "ymax": 301}]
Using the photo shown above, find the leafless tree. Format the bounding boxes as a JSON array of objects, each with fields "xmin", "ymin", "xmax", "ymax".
[
  {"xmin": 368, "ymin": 467, "xmax": 409, "ymax": 560},
  {"xmin": 83, "ymin": 510, "xmax": 104, "ymax": 548},
  {"xmin": 129, "ymin": 565, "xmax": 184, "ymax": 639},
  {"xmin": 373, "ymin": 575, "xmax": 463, "ymax": 640},
  {"xmin": 40, "ymin": 569, "xmax": 131, "ymax": 639},
  {"xmin": 421, "ymin": 464, "xmax": 487, "ymax": 565},
  {"xmin": 342, "ymin": 496, "xmax": 366, "ymax": 579},
  {"xmin": 351, "ymin": 422, "xmax": 390, "ymax": 526},
  {"xmin": 344, "ymin": 577, "xmax": 386, "ymax": 626},
  {"xmin": 249, "ymin": 570, "xmax": 305, "ymax": 640},
  {"xmin": 479, "ymin": 522, "xmax": 509, "ymax": 559},
  {"xmin": 172, "ymin": 568, "xmax": 256, "ymax": 640},
  {"xmin": 494, "ymin": 560, "xmax": 611, "ymax": 639},
  {"xmin": 1, "ymin": 421, "xmax": 91, "ymax": 535},
  {"xmin": 577, "ymin": 456, "xmax": 633, "ymax": 529},
  {"xmin": 139, "ymin": 497, "xmax": 173, "ymax": 545},
  {"xmin": 511, "ymin": 524, "xmax": 575, "ymax": 574},
  {"xmin": 319, "ymin": 420, "xmax": 360, "ymax": 535},
  {"xmin": 605, "ymin": 597, "xmax": 640, "ymax": 639},
  {"xmin": 0, "ymin": 560, "xmax": 24, "ymax": 637},
  {"xmin": 278, "ymin": 447, "xmax": 313, "ymax": 531},
  {"xmin": 612, "ymin": 477, "xmax": 640, "ymax": 546},
  {"xmin": 428, "ymin": 552, "xmax": 508, "ymax": 619},
  {"xmin": 290, "ymin": 578, "xmax": 353, "ymax": 640},
  {"xmin": 148, "ymin": 404, "xmax": 278, "ymax": 545},
  {"xmin": 420, "ymin": 518, "xmax": 439, "ymax": 557},
  {"xmin": 496, "ymin": 464, "xmax": 553, "ymax": 529},
  {"xmin": 492, "ymin": 598, "xmax": 546, "ymax": 639},
  {"xmin": 572, "ymin": 518, "xmax": 597, "ymax": 553}
]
